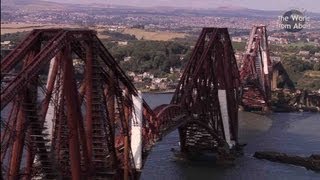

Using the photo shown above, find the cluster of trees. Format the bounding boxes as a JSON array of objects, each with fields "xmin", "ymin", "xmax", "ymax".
[
  {"xmin": 269, "ymin": 42, "xmax": 320, "ymax": 90},
  {"xmin": 103, "ymin": 40, "xmax": 191, "ymax": 76},
  {"xmin": 300, "ymin": 45, "xmax": 320, "ymax": 55},
  {"xmin": 314, "ymin": 62, "xmax": 320, "ymax": 71},
  {"xmin": 271, "ymin": 44, "xmax": 320, "ymax": 55},
  {"xmin": 282, "ymin": 55, "xmax": 320, "ymax": 90},
  {"xmin": 1, "ymin": 30, "xmax": 319, "ymax": 90},
  {"xmin": 1, "ymin": 31, "xmax": 30, "ymax": 45},
  {"xmin": 232, "ymin": 41, "xmax": 246, "ymax": 51},
  {"xmin": 1, "ymin": 31, "xmax": 192, "ymax": 78}
]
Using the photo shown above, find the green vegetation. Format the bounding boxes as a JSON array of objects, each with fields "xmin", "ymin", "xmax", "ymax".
[
  {"xmin": 1, "ymin": 31, "xmax": 30, "ymax": 45},
  {"xmin": 271, "ymin": 42, "xmax": 320, "ymax": 90},
  {"xmin": 103, "ymin": 40, "xmax": 191, "ymax": 76},
  {"xmin": 281, "ymin": 55, "xmax": 320, "ymax": 90},
  {"xmin": 270, "ymin": 44, "xmax": 320, "ymax": 55},
  {"xmin": 314, "ymin": 62, "xmax": 320, "ymax": 71},
  {"xmin": 1, "ymin": 31, "xmax": 319, "ymax": 90},
  {"xmin": 300, "ymin": 45, "xmax": 320, "ymax": 55},
  {"xmin": 232, "ymin": 41, "xmax": 246, "ymax": 51}
]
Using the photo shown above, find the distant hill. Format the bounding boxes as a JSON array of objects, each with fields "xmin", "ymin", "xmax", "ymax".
[
  {"xmin": 2, "ymin": 0, "xmax": 320, "ymax": 18},
  {"xmin": 1, "ymin": 0, "xmax": 69, "ymax": 10}
]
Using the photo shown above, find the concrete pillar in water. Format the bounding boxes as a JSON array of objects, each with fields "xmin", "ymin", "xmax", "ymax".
[
  {"xmin": 218, "ymin": 90, "xmax": 235, "ymax": 148},
  {"xmin": 131, "ymin": 91, "xmax": 143, "ymax": 169}
]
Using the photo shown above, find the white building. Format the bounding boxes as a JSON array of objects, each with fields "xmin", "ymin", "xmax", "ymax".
[{"xmin": 299, "ymin": 51, "xmax": 310, "ymax": 56}]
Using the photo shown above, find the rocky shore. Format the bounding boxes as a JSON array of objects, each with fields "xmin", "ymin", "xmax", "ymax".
[
  {"xmin": 272, "ymin": 89, "xmax": 320, "ymax": 112},
  {"xmin": 254, "ymin": 151, "xmax": 320, "ymax": 172}
]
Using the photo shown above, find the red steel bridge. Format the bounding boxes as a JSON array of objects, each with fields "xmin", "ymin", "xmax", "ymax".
[
  {"xmin": 1, "ymin": 26, "xmax": 271, "ymax": 180},
  {"xmin": 238, "ymin": 25, "xmax": 318, "ymax": 111},
  {"xmin": 239, "ymin": 25, "xmax": 273, "ymax": 111}
]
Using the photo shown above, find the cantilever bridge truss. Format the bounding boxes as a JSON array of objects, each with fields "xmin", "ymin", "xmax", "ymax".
[
  {"xmin": 1, "ymin": 28, "xmax": 240, "ymax": 180},
  {"xmin": 240, "ymin": 25, "xmax": 272, "ymax": 111},
  {"xmin": 171, "ymin": 28, "xmax": 240, "ymax": 153}
]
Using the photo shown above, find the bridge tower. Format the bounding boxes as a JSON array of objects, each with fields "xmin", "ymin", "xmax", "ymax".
[
  {"xmin": 171, "ymin": 28, "xmax": 240, "ymax": 155},
  {"xmin": 0, "ymin": 29, "xmax": 159, "ymax": 180},
  {"xmin": 271, "ymin": 60, "xmax": 295, "ymax": 90},
  {"xmin": 240, "ymin": 25, "xmax": 272, "ymax": 111}
]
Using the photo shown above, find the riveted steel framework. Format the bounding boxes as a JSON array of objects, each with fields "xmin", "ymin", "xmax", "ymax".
[
  {"xmin": 1, "ymin": 28, "xmax": 240, "ymax": 180},
  {"xmin": 239, "ymin": 25, "xmax": 272, "ymax": 111},
  {"xmin": 170, "ymin": 28, "xmax": 240, "ymax": 153},
  {"xmin": 0, "ymin": 29, "xmax": 161, "ymax": 180}
]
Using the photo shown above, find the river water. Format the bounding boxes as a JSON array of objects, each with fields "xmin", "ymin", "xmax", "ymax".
[
  {"xmin": 1, "ymin": 93, "xmax": 319, "ymax": 179},
  {"xmin": 141, "ymin": 93, "xmax": 320, "ymax": 180}
]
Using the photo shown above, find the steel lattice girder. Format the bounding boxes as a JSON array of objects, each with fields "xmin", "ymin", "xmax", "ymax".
[
  {"xmin": 170, "ymin": 27, "xmax": 240, "ymax": 153},
  {"xmin": 1, "ymin": 27, "xmax": 243, "ymax": 180},
  {"xmin": 0, "ymin": 29, "xmax": 157, "ymax": 180},
  {"xmin": 239, "ymin": 25, "xmax": 272, "ymax": 111}
]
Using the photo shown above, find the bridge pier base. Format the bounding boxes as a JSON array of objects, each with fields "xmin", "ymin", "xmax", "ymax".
[
  {"xmin": 131, "ymin": 91, "xmax": 143, "ymax": 170},
  {"xmin": 238, "ymin": 105, "xmax": 245, "ymax": 111},
  {"xmin": 262, "ymin": 106, "xmax": 272, "ymax": 113}
]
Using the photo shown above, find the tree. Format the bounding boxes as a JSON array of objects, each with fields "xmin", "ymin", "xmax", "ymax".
[
  {"xmin": 101, "ymin": 38, "xmax": 190, "ymax": 76},
  {"xmin": 314, "ymin": 62, "xmax": 320, "ymax": 71},
  {"xmin": 301, "ymin": 45, "xmax": 320, "ymax": 55}
]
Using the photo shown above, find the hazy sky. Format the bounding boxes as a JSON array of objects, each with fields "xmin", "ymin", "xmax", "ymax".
[{"xmin": 46, "ymin": 0, "xmax": 320, "ymax": 12}]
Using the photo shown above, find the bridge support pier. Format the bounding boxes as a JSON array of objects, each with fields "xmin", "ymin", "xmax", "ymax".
[
  {"xmin": 131, "ymin": 91, "xmax": 143, "ymax": 170},
  {"xmin": 218, "ymin": 90, "xmax": 235, "ymax": 148}
]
